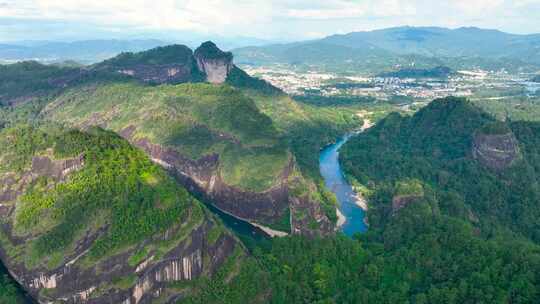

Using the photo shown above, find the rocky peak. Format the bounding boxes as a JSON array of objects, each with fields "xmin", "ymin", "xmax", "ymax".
[{"xmin": 194, "ymin": 41, "xmax": 234, "ymax": 84}]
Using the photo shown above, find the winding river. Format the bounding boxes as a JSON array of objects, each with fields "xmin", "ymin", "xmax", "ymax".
[{"xmin": 319, "ymin": 133, "xmax": 368, "ymax": 236}]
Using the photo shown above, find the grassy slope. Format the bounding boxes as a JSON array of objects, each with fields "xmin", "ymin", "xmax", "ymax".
[{"xmin": 45, "ymin": 82, "xmax": 289, "ymax": 193}]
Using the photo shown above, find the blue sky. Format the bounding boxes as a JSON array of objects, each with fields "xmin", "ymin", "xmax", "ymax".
[{"xmin": 1, "ymin": 0, "xmax": 539, "ymax": 42}]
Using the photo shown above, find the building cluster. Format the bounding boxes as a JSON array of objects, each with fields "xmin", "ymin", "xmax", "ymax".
[{"xmin": 243, "ymin": 65, "xmax": 535, "ymax": 102}]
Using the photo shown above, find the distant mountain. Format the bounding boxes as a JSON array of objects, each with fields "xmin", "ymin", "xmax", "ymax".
[
  {"xmin": 233, "ymin": 26, "xmax": 540, "ymax": 73},
  {"xmin": 322, "ymin": 27, "xmax": 540, "ymax": 60},
  {"xmin": 0, "ymin": 39, "xmax": 169, "ymax": 64}
]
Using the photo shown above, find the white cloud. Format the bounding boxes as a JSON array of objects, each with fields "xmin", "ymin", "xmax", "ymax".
[{"xmin": 0, "ymin": 0, "xmax": 538, "ymax": 40}]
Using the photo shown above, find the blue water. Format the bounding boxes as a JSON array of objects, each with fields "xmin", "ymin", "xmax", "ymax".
[{"xmin": 319, "ymin": 134, "xmax": 367, "ymax": 236}]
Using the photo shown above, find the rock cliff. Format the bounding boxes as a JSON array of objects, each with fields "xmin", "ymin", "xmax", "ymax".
[{"xmin": 194, "ymin": 41, "xmax": 234, "ymax": 84}]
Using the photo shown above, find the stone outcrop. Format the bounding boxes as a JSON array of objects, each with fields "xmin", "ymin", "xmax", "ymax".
[
  {"xmin": 97, "ymin": 42, "xmax": 235, "ymax": 85},
  {"xmin": 472, "ymin": 132, "xmax": 520, "ymax": 170},
  {"xmin": 194, "ymin": 41, "xmax": 234, "ymax": 84},
  {"xmin": 31, "ymin": 153, "xmax": 85, "ymax": 180}
]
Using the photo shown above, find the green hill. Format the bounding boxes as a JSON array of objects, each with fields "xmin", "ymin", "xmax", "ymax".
[
  {"xmin": 0, "ymin": 125, "xmax": 265, "ymax": 303},
  {"xmin": 324, "ymin": 97, "xmax": 540, "ymax": 302},
  {"xmin": 341, "ymin": 97, "xmax": 540, "ymax": 240}
]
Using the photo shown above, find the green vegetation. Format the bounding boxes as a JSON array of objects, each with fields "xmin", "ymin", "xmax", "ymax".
[
  {"xmin": 177, "ymin": 248, "xmax": 268, "ymax": 304},
  {"xmin": 341, "ymin": 97, "xmax": 540, "ymax": 241},
  {"xmin": 478, "ymin": 121, "xmax": 512, "ymax": 135},
  {"xmin": 0, "ymin": 125, "xmax": 199, "ymax": 269},
  {"xmin": 194, "ymin": 41, "xmax": 233, "ymax": 61},
  {"xmin": 190, "ymin": 218, "xmax": 540, "ymax": 303},
  {"xmin": 472, "ymin": 96, "xmax": 540, "ymax": 122},
  {"xmin": 98, "ymin": 44, "xmax": 197, "ymax": 68},
  {"xmin": 46, "ymin": 82, "xmax": 288, "ymax": 193},
  {"xmin": 293, "ymin": 94, "xmax": 375, "ymax": 107},
  {"xmin": 0, "ymin": 266, "xmax": 26, "ymax": 304},
  {"xmin": 314, "ymin": 96, "xmax": 540, "ymax": 302},
  {"xmin": 226, "ymin": 66, "xmax": 281, "ymax": 95},
  {"xmin": 0, "ymin": 61, "xmax": 75, "ymax": 105}
]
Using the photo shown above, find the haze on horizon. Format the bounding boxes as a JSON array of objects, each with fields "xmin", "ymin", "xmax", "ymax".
[{"xmin": 1, "ymin": 0, "xmax": 539, "ymax": 43}]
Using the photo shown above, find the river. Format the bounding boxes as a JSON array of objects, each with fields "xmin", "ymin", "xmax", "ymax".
[{"xmin": 319, "ymin": 133, "xmax": 368, "ymax": 236}]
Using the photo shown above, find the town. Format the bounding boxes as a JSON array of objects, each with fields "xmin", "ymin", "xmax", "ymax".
[{"xmin": 242, "ymin": 65, "xmax": 539, "ymax": 103}]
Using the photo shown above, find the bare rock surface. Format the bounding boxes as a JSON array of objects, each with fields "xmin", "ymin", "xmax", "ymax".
[{"xmin": 472, "ymin": 132, "xmax": 520, "ymax": 170}]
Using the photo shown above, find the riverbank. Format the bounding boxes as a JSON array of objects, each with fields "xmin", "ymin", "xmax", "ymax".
[{"xmin": 249, "ymin": 221, "xmax": 289, "ymax": 238}]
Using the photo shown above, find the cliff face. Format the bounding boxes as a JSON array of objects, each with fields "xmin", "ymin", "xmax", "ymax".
[
  {"xmin": 194, "ymin": 41, "xmax": 234, "ymax": 84},
  {"xmin": 472, "ymin": 132, "xmax": 520, "ymax": 170},
  {"xmin": 125, "ymin": 133, "xmax": 291, "ymax": 227},
  {"xmin": 0, "ymin": 127, "xmax": 243, "ymax": 304}
]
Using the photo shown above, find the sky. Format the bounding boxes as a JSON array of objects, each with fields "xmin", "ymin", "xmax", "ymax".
[{"xmin": 1, "ymin": 0, "xmax": 540, "ymax": 43}]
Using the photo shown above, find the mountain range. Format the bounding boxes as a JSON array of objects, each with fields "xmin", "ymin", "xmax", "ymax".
[{"xmin": 233, "ymin": 26, "xmax": 540, "ymax": 73}]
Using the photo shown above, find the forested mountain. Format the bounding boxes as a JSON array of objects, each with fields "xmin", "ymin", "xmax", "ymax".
[
  {"xmin": 322, "ymin": 27, "xmax": 540, "ymax": 60},
  {"xmin": 337, "ymin": 97, "xmax": 540, "ymax": 302},
  {"xmin": 234, "ymin": 26, "xmax": 540, "ymax": 73}
]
